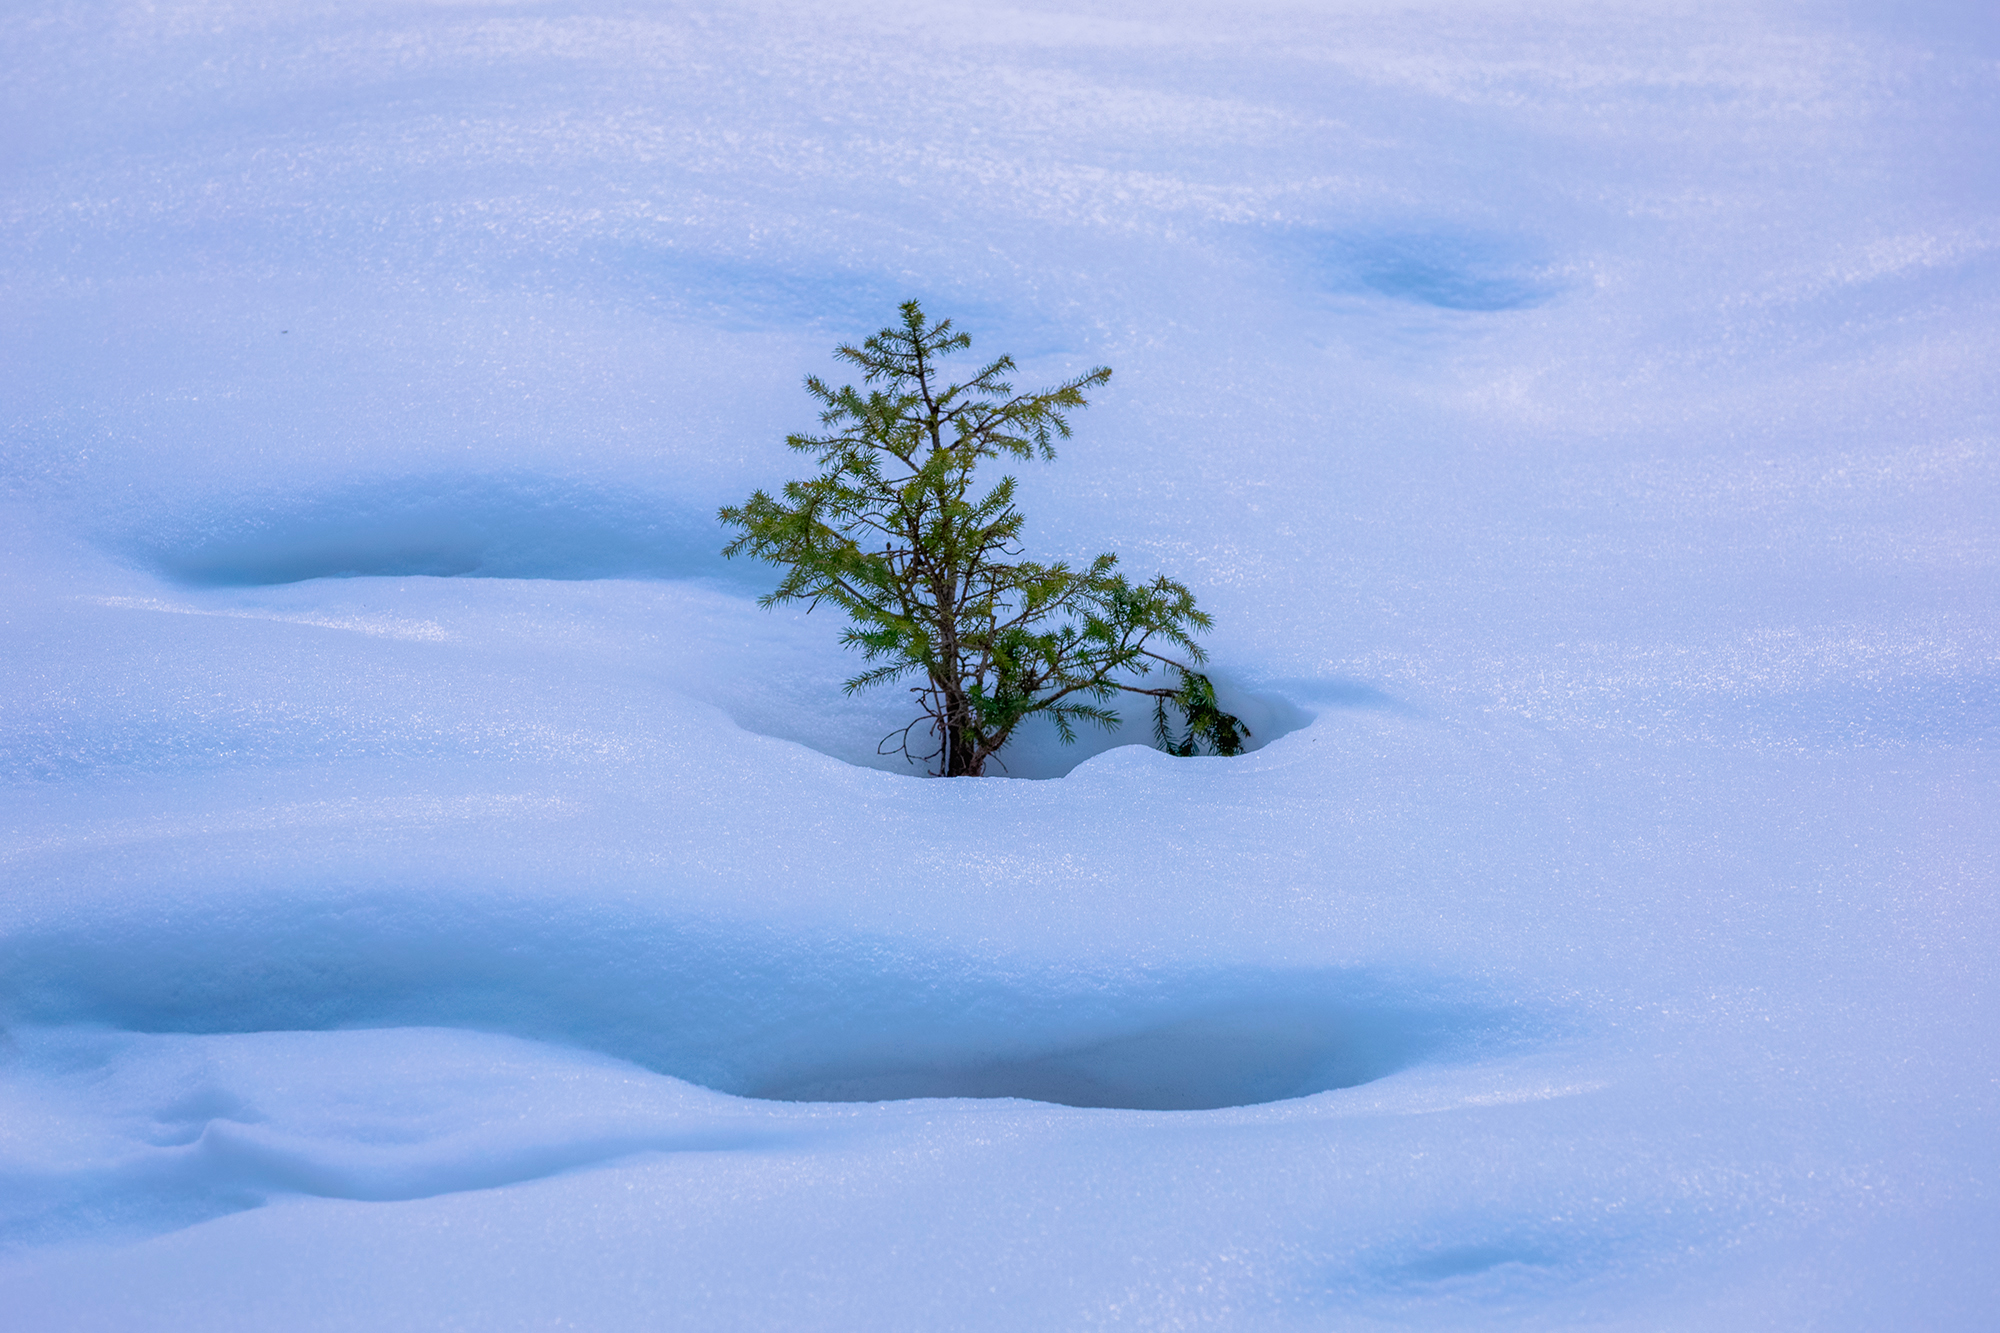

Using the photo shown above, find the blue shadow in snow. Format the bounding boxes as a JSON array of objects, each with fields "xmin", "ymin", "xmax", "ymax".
[
  {"xmin": 1394, "ymin": 1243, "xmax": 1558, "ymax": 1282},
  {"xmin": 132, "ymin": 474, "xmax": 758, "ymax": 588},
  {"xmin": 0, "ymin": 902, "xmax": 1546, "ymax": 1112},
  {"xmin": 1273, "ymin": 227, "xmax": 1562, "ymax": 312},
  {"xmin": 1261, "ymin": 677, "xmax": 1419, "ymax": 717}
]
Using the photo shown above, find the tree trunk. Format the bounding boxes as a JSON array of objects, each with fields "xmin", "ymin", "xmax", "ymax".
[{"xmin": 935, "ymin": 674, "xmax": 983, "ymax": 776}]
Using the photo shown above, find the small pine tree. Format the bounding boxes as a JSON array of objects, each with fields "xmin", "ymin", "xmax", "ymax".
[{"xmin": 720, "ymin": 301, "xmax": 1248, "ymax": 777}]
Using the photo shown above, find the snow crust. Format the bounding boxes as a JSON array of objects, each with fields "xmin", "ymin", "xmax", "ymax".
[{"xmin": 2, "ymin": 0, "xmax": 1997, "ymax": 1327}]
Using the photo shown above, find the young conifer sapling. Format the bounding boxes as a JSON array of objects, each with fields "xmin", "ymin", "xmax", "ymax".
[{"xmin": 720, "ymin": 301, "xmax": 1248, "ymax": 776}]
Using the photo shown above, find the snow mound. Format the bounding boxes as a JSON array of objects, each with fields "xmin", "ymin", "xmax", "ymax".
[
  {"xmin": 85, "ymin": 498, "xmax": 1312, "ymax": 779},
  {"xmin": 0, "ymin": 1026, "xmax": 776, "ymax": 1254}
]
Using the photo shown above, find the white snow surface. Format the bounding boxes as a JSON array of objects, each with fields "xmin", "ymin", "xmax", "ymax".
[{"xmin": 2, "ymin": 0, "xmax": 1997, "ymax": 1327}]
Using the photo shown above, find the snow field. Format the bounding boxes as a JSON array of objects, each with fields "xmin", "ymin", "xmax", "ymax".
[{"xmin": 2, "ymin": 0, "xmax": 1997, "ymax": 1327}]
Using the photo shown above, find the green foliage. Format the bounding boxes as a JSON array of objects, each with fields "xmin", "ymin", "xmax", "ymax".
[{"xmin": 720, "ymin": 300, "xmax": 1249, "ymax": 777}]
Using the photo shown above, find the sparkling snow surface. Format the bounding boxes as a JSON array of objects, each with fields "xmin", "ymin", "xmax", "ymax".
[{"xmin": 3, "ymin": 1, "xmax": 1997, "ymax": 1327}]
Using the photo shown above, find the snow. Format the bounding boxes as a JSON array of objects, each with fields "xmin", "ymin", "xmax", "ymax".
[{"xmin": 2, "ymin": 0, "xmax": 1996, "ymax": 1326}]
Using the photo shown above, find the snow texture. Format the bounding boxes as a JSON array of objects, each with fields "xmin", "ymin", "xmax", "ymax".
[{"xmin": 2, "ymin": 0, "xmax": 1996, "ymax": 1327}]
